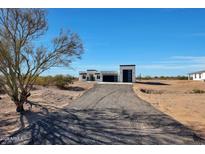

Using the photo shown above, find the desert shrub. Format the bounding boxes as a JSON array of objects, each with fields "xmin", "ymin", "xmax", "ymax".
[
  {"xmin": 34, "ymin": 75, "xmax": 74, "ymax": 89},
  {"xmin": 55, "ymin": 80, "xmax": 67, "ymax": 89},
  {"xmin": 175, "ymin": 76, "xmax": 188, "ymax": 80},
  {"xmin": 53, "ymin": 75, "xmax": 74, "ymax": 89},
  {"xmin": 34, "ymin": 76, "xmax": 53, "ymax": 86},
  {"xmin": 138, "ymin": 75, "xmax": 188, "ymax": 80},
  {"xmin": 191, "ymin": 89, "xmax": 205, "ymax": 94},
  {"xmin": 140, "ymin": 88, "xmax": 163, "ymax": 94},
  {"xmin": 142, "ymin": 76, "xmax": 152, "ymax": 80}
]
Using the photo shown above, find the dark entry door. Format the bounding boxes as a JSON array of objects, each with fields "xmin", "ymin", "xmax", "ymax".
[
  {"xmin": 90, "ymin": 74, "xmax": 95, "ymax": 81},
  {"xmin": 123, "ymin": 70, "xmax": 132, "ymax": 82}
]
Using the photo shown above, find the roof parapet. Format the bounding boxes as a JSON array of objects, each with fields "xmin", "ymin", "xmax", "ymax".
[
  {"xmin": 120, "ymin": 64, "xmax": 136, "ymax": 67},
  {"xmin": 188, "ymin": 70, "xmax": 205, "ymax": 74}
]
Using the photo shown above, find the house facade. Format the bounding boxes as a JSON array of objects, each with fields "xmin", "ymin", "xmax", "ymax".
[
  {"xmin": 79, "ymin": 65, "xmax": 136, "ymax": 83},
  {"xmin": 188, "ymin": 70, "xmax": 205, "ymax": 81}
]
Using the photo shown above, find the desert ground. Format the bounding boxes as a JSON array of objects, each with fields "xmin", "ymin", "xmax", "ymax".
[
  {"xmin": 133, "ymin": 80, "xmax": 205, "ymax": 139},
  {"xmin": 0, "ymin": 81, "xmax": 95, "ymax": 137},
  {"xmin": 0, "ymin": 79, "xmax": 205, "ymax": 144},
  {"xmin": 1, "ymin": 84, "xmax": 204, "ymax": 144}
]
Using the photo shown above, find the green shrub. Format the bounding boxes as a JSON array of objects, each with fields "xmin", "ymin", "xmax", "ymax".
[
  {"xmin": 34, "ymin": 76, "xmax": 53, "ymax": 86},
  {"xmin": 53, "ymin": 75, "xmax": 74, "ymax": 89},
  {"xmin": 34, "ymin": 75, "xmax": 75, "ymax": 89},
  {"xmin": 142, "ymin": 76, "xmax": 152, "ymax": 80}
]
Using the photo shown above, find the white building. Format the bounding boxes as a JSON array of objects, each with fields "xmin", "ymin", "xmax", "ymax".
[
  {"xmin": 188, "ymin": 70, "xmax": 205, "ymax": 81},
  {"xmin": 79, "ymin": 65, "xmax": 136, "ymax": 83}
]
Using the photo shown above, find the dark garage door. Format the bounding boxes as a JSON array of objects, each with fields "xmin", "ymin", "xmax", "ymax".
[
  {"xmin": 123, "ymin": 70, "xmax": 132, "ymax": 82},
  {"xmin": 103, "ymin": 75, "xmax": 117, "ymax": 82}
]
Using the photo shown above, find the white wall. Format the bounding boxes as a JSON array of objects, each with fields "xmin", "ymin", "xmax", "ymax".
[
  {"xmin": 79, "ymin": 72, "xmax": 102, "ymax": 82},
  {"xmin": 192, "ymin": 72, "xmax": 205, "ymax": 81},
  {"xmin": 94, "ymin": 74, "xmax": 102, "ymax": 82},
  {"xmin": 79, "ymin": 74, "xmax": 87, "ymax": 81}
]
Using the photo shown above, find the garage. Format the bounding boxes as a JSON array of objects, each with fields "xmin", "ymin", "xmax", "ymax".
[{"xmin": 102, "ymin": 75, "xmax": 118, "ymax": 82}]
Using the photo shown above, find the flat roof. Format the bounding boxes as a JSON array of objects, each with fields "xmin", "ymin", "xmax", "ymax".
[
  {"xmin": 188, "ymin": 70, "xmax": 205, "ymax": 74},
  {"xmin": 120, "ymin": 64, "xmax": 136, "ymax": 66},
  {"xmin": 79, "ymin": 71, "xmax": 87, "ymax": 74},
  {"xmin": 87, "ymin": 69, "xmax": 97, "ymax": 71},
  {"xmin": 101, "ymin": 71, "xmax": 118, "ymax": 75}
]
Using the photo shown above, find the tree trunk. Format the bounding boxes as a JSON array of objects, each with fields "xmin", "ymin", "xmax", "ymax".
[
  {"xmin": 14, "ymin": 91, "xmax": 30, "ymax": 113},
  {"xmin": 15, "ymin": 102, "xmax": 25, "ymax": 113}
]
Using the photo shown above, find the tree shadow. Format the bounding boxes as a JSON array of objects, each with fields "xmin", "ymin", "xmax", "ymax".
[
  {"xmin": 0, "ymin": 111, "xmax": 23, "ymax": 137},
  {"xmin": 136, "ymin": 81, "xmax": 170, "ymax": 86},
  {"xmin": 1, "ymin": 107, "xmax": 204, "ymax": 145},
  {"xmin": 0, "ymin": 118, "xmax": 18, "ymax": 136},
  {"xmin": 0, "ymin": 100, "xmax": 51, "ymax": 143},
  {"xmin": 26, "ymin": 100, "xmax": 52, "ymax": 113}
]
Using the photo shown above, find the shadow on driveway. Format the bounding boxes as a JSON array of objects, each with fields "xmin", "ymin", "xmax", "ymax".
[{"xmin": 1, "ymin": 108, "xmax": 204, "ymax": 145}]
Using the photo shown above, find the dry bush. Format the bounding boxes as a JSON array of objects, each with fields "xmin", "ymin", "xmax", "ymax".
[
  {"xmin": 140, "ymin": 88, "xmax": 164, "ymax": 94},
  {"xmin": 137, "ymin": 75, "xmax": 188, "ymax": 80},
  {"xmin": 34, "ymin": 76, "xmax": 54, "ymax": 87},
  {"xmin": 191, "ymin": 89, "xmax": 205, "ymax": 94}
]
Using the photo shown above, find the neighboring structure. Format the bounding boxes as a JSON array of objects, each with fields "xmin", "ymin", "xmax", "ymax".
[
  {"xmin": 188, "ymin": 70, "xmax": 205, "ymax": 81},
  {"xmin": 79, "ymin": 65, "xmax": 136, "ymax": 83}
]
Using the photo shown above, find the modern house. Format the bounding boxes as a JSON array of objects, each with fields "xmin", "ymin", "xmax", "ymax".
[
  {"xmin": 79, "ymin": 65, "xmax": 136, "ymax": 83},
  {"xmin": 188, "ymin": 70, "xmax": 205, "ymax": 81}
]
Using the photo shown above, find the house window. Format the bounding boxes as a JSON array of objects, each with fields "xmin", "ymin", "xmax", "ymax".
[
  {"xmin": 199, "ymin": 73, "xmax": 201, "ymax": 79},
  {"xmin": 195, "ymin": 74, "xmax": 197, "ymax": 78},
  {"xmin": 97, "ymin": 75, "xmax": 100, "ymax": 79}
]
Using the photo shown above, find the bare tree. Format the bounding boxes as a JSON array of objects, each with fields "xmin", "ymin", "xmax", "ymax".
[{"xmin": 0, "ymin": 9, "xmax": 83, "ymax": 113}]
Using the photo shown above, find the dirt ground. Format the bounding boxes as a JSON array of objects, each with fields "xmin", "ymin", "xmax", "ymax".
[
  {"xmin": 0, "ymin": 81, "xmax": 95, "ymax": 137},
  {"xmin": 2, "ymin": 84, "xmax": 204, "ymax": 144},
  {"xmin": 133, "ymin": 80, "xmax": 205, "ymax": 138}
]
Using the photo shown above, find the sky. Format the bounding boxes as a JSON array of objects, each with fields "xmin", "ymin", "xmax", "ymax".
[{"xmin": 41, "ymin": 8, "xmax": 205, "ymax": 77}]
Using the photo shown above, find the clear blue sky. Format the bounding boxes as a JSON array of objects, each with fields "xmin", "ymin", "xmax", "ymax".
[{"xmin": 41, "ymin": 9, "xmax": 205, "ymax": 77}]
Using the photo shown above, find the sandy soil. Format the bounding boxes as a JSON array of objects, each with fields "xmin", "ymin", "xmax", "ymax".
[
  {"xmin": 0, "ymin": 81, "xmax": 95, "ymax": 137},
  {"xmin": 2, "ymin": 84, "xmax": 204, "ymax": 145},
  {"xmin": 133, "ymin": 80, "xmax": 205, "ymax": 138}
]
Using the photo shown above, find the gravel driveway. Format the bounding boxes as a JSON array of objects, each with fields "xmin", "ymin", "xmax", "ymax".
[{"xmin": 1, "ymin": 84, "xmax": 205, "ymax": 144}]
